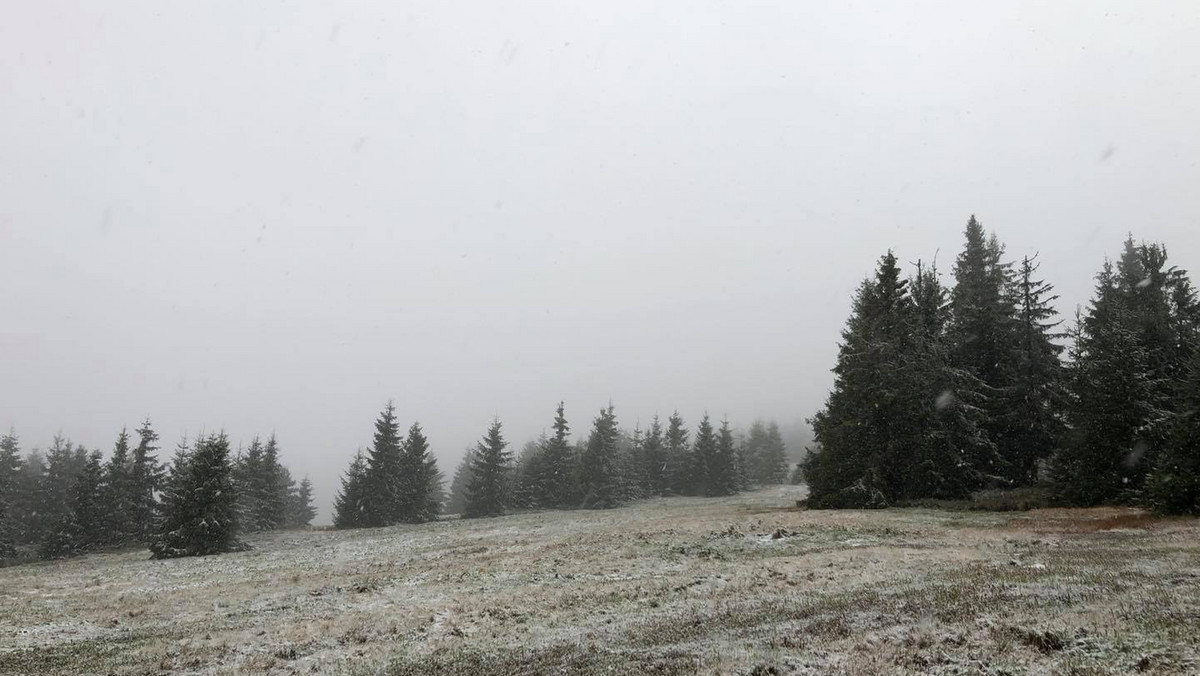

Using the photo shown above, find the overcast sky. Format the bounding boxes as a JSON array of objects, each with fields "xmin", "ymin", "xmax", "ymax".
[{"xmin": 2, "ymin": 1, "xmax": 1198, "ymax": 521}]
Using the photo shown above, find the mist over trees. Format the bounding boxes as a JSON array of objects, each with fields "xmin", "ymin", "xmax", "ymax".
[
  {"xmin": 801, "ymin": 217, "xmax": 1200, "ymax": 515},
  {"xmin": 0, "ymin": 420, "xmax": 315, "ymax": 563}
]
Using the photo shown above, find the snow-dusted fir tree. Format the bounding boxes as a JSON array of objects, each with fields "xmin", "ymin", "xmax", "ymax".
[
  {"xmin": 333, "ymin": 450, "xmax": 368, "ymax": 528},
  {"xmin": 1147, "ymin": 346, "xmax": 1200, "ymax": 514},
  {"xmin": 690, "ymin": 415, "xmax": 717, "ymax": 497},
  {"xmin": 0, "ymin": 431, "xmax": 21, "ymax": 559},
  {"xmin": 288, "ymin": 477, "xmax": 318, "ymax": 527},
  {"xmin": 579, "ymin": 406, "xmax": 621, "ymax": 509},
  {"xmin": 663, "ymin": 412, "xmax": 691, "ymax": 496},
  {"xmin": 709, "ymin": 420, "xmax": 740, "ymax": 497},
  {"xmin": 101, "ymin": 429, "xmax": 137, "ymax": 545},
  {"xmin": 150, "ymin": 433, "xmax": 244, "ymax": 559},
  {"xmin": 129, "ymin": 419, "xmax": 163, "ymax": 543},
  {"xmin": 444, "ymin": 451, "xmax": 474, "ymax": 515},
  {"xmin": 401, "ymin": 423, "xmax": 441, "ymax": 522},
  {"xmin": 640, "ymin": 415, "xmax": 667, "ymax": 496},
  {"xmin": 464, "ymin": 419, "xmax": 511, "ymax": 518},
  {"xmin": 40, "ymin": 451, "xmax": 106, "ymax": 558},
  {"xmin": 538, "ymin": 402, "xmax": 577, "ymax": 508},
  {"xmin": 361, "ymin": 402, "xmax": 404, "ymax": 527}
]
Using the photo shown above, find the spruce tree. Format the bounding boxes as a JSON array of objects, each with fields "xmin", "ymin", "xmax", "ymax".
[
  {"xmin": 946, "ymin": 216, "xmax": 1021, "ymax": 483},
  {"xmin": 234, "ymin": 437, "xmax": 265, "ymax": 531},
  {"xmin": 362, "ymin": 402, "xmax": 404, "ymax": 527},
  {"xmin": 0, "ymin": 430, "xmax": 19, "ymax": 495},
  {"xmin": 288, "ymin": 477, "xmax": 318, "ymax": 527},
  {"xmin": 664, "ymin": 412, "xmax": 691, "ymax": 495},
  {"xmin": 511, "ymin": 438, "xmax": 546, "ymax": 510},
  {"xmin": 690, "ymin": 415, "xmax": 717, "ymax": 497},
  {"xmin": 150, "ymin": 433, "xmax": 244, "ymax": 559},
  {"xmin": 616, "ymin": 427, "xmax": 643, "ymax": 501},
  {"xmin": 1051, "ymin": 261, "xmax": 1156, "ymax": 505},
  {"xmin": 802, "ymin": 252, "xmax": 994, "ymax": 506},
  {"xmin": 804, "ymin": 253, "xmax": 912, "ymax": 508},
  {"xmin": 464, "ymin": 419, "xmax": 511, "ymax": 518},
  {"xmin": 0, "ymin": 431, "xmax": 19, "ymax": 559},
  {"xmin": 763, "ymin": 423, "xmax": 790, "ymax": 484},
  {"xmin": 401, "ymin": 423, "xmax": 441, "ymax": 522},
  {"xmin": 538, "ymin": 403, "xmax": 577, "ymax": 508},
  {"xmin": 129, "ymin": 419, "xmax": 162, "ymax": 543},
  {"xmin": 445, "ymin": 451, "xmax": 474, "ymax": 515},
  {"xmin": 34, "ymin": 435, "xmax": 85, "ymax": 543},
  {"xmin": 1147, "ymin": 346, "xmax": 1200, "ymax": 514},
  {"xmin": 11, "ymin": 451, "xmax": 44, "ymax": 545},
  {"xmin": 156, "ymin": 435, "xmax": 193, "ymax": 537},
  {"xmin": 743, "ymin": 421, "xmax": 768, "ymax": 486},
  {"xmin": 101, "ymin": 429, "xmax": 137, "ymax": 546},
  {"xmin": 640, "ymin": 415, "xmax": 667, "ymax": 495},
  {"xmin": 579, "ymin": 405, "xmax": 622, "ymax": 509},
  {"xmin": 905, "ymin": 260, "xmax": 998, "ymax": 499},
  {"xmin": 1004, "ymin": 255, "xmax": 1066, "ymax": 484},
  {"xmin": 710, "ymin": 419, "xmax": 740, "ymax": 496},
  {"xmin": 333, "ymin": 450, "xmax": 369, "ymax": 528},
  {"xmin": 40, "ymin": 451, "xmax": 106, "ymax": 559},
  {"xmin": 255, "ymin": 434, "xmax": 289, "ymax": 530}
]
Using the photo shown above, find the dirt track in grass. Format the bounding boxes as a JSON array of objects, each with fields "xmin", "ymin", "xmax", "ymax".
[{"xmin": 2, "ymin": 486, "xmax": 1198, "ymax": 675}]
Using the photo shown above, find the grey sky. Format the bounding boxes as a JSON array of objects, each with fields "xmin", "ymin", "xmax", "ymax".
[{"xmin": 3, "ymin": 2, "xmax": 1199, "ymax": 520}]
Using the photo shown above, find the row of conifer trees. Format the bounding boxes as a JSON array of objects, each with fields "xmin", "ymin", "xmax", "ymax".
[
  {"xmin": 0, "ymin": 421, "xmax": 315, "ymax": 561},
  {"xmin": 333, "ymin": 402, "xmax": 791, "ymax": 527},
  {"xmin": 801, "ymin": 217, "xmax": 1200, "ymax": 514}
]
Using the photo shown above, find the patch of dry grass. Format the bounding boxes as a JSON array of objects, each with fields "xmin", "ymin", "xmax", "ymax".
[{"xmin": 1, "ymin": 486, "xmax": 1197, "ymax": 675}]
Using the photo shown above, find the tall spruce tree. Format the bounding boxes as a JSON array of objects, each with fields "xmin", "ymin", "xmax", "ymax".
[
  {"xmin": 255, "ymin": 434, "xmax": 289, "ymax": 530},
  {"xmin": 401, "ymin": 423, "xmax": 441, "ymax": 522},
  {"xmin": 641, "ymin": 415, "xmax": 667, "ymax": 495},
  {"xmin": 1051, "ymin": 262, "xmax": 1157, "ymax": 505},
  {"xmin": 946, "ymin": 216, "xmax": 1022, "ymax": 483},
  {"xmin": 34, "ymin": 435, "xmax": 86, "ymax": 544},
  {"xmin": 804, "ymin": 252, "xmax": 913, "ymax": 508},
  {"xmin": 362, "ymin": 402, "xmax": 404, "ymax": 527},
  {"xmin": 538, "ymin": 403, "xmax": 577, "ymax": 508},
  {"xmin": 234, "ymin": 437, "xmax": 265, "ymax": 531},
  {"xmin": 511, "ymin": 437, "xmax": 546, "ymax": 510},
  {"xmin": 445, "ymin": 451, "xmax": 474, "ymax": 515},
  {"xmin": 1050, "ymin": 238, "xmax": 1200, "ymax": 505},
  {"xmin": 0, "ymin": 431, "xmax": 20, "ymax": 558},
  {"xmin": 464, "ymin": 419, "xmax": 511, "ymax": 518},
  {"xmin": 40, "ymin": 451, "xmax": 106, "ymax": 559},
  {"xmin": 743, "ymin": 421, "xmax": 768, "ymax": 486},
  {"xmin": 664, "ymin": 412, "xmax": 691, "ymax": 495},
  {"xmin": 1004, "ymin": 255, "xmax": 1066, "ymax": 483},
  {"xmin": 129, "ymin": 419, "xmax": 162, "ymax": 543},
  {"xmin": 101, "ymin": 429, "xmax": 137, "ymax": 545},
  {"xmin": 748, "ymin": 422, "xmax": 790, "ymax": 485},
  {"xmin": 763, "ymin": 422, "xmax": 790, "ymax": 484},
  {"xmin": 690, "ymin": 415, "xmax": 717, "ymax": 497},
  {"xmin": 905, "ymin": 260, "xmax": 997, "ymax": 499},
  {"xmin": 11, "ymin": 451, "xmax": 44, "ymax": 545},
  {"xmin": 333, "ymin": 450, "xmax": 369, "ymax": 528},
  {"xmin": 1147, "ymin": 346, "xmax": 1200, "ymax": 514},
  {"xmin": 579, "ymin": 405, "xmax": 622, "ymax": 509},
  {"xmin": 159, "ymin": 435, "xmax": 193, "ymax": 526},
  {"xmin": 150, "ymin": 432, "xmax": 244, "ymax": 559},
  {"xmin": 288, "ymin": 477, "xmax": 318, "ymax": 527},
  {"xmin": 710, "ymin": 419, "xmax": 740, "ymax": 497}
]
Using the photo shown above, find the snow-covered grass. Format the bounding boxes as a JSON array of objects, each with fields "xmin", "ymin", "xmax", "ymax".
[{"xmin": 1, "ymin": 486, "xmax": 1198, "ymax": 675}]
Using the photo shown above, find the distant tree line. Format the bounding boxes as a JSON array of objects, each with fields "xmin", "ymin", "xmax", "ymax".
[
  {"xmin": 801, "ymin": 216, "xmax": 1200, "ymax": 515},
  {"xmin": 0, "ymin": 420, "xmax": 315, "ymax": 562},
  {"xmin": 333, "ymin": 402, "xmax": 792, "ymax": 527}
]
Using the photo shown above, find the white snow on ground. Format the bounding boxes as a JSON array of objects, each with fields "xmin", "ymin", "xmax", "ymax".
[{"xmin": 1, "ymin": 486, "xmax": 1198, "ymax": 675}]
